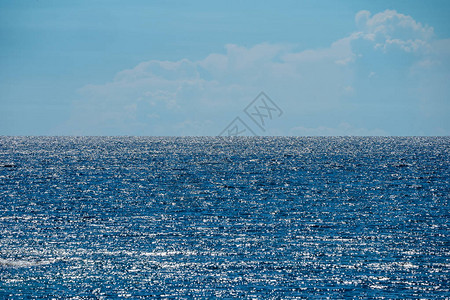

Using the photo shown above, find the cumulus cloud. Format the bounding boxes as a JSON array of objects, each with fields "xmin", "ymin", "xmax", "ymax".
[
  {"xmin": 356, "ymin": 9, "xmax": 434, "ymax": 53},
  {"xmin": 64, "ymin": 9, "xmax": 449, "ymax": 135},
  {"xmin": 69, "ymin": 40, "xmax": 355, "ymax": 135}
]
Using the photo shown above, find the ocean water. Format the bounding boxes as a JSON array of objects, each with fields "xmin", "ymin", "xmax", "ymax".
[{"xmin": 0, "ymin": 136, "xmax": 448, "ymax": 299}]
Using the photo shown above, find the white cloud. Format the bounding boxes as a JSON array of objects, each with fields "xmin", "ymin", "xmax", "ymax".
[
  {"xmin": 64, "ymin": 9, "xmax": 449, "ymax": 135},
  {"xmin": 283, "ymin": 35, "xmax": 356, "ymax": 65},
  {"xmin": 357, "ymin": 9, "xmax": 434, "ymax": 53}
]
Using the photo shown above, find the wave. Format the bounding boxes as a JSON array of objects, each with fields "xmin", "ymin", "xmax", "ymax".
[{"xmin": 0, "ymin": 258, "xmax": 57, "ymax": 268}]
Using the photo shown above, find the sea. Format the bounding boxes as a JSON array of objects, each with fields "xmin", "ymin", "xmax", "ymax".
[{"xmin": 0, "ymin": 137, "xmax": 448, "ymax": 299}]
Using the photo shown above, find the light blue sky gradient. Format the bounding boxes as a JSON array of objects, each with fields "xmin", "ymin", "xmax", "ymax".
[{"xmin": 1, "ymin": 0, "xmax": 449, "ymax": 135}]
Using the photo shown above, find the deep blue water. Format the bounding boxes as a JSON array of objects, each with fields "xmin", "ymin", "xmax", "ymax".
[{"xmin": 0, "ymin": 137, "xmax": 448, "ymax": 299}]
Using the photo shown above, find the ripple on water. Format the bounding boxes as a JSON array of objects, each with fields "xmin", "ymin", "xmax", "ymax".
[{"xmin": 0, "ymin": 137, "xmax": 448, "ymax": 298}]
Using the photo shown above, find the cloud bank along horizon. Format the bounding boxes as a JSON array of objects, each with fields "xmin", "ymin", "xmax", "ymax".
[{"xmin": 3, "ymin": 6, "xmax": 450, "ymax": 136}]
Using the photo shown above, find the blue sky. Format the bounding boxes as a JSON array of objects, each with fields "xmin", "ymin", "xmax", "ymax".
[{"xmin": 1, "ymin": 0, "xmax": 449, "ymax": 136}]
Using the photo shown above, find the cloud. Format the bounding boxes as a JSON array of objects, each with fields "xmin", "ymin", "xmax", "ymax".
[
  {"xmin": 63, "ymin": 9, "xmax": 449, "ymax": 136},
  {"xmin": 356, "ymin": 9, "xmax": 434, "ymax": 53},
  {"xmin": 68, "ymin": 40, "xmax": 355, "ymax": 135}
]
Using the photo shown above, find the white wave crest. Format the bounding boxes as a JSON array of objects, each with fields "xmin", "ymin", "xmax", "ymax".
[{"xmin": 0, "ymin": 258, "xmax": 56, "ymax": 268}]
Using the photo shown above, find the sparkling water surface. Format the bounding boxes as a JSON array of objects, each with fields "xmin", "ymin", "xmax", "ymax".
[{"xmin": 0, "ymin": 137, "xmax": 449, "ymax": 298}]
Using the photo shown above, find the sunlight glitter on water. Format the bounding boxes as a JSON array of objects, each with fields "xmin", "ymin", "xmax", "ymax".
[{"xmin": 0, "ymin": 137, "xmax": 448, "ymax": 298}]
